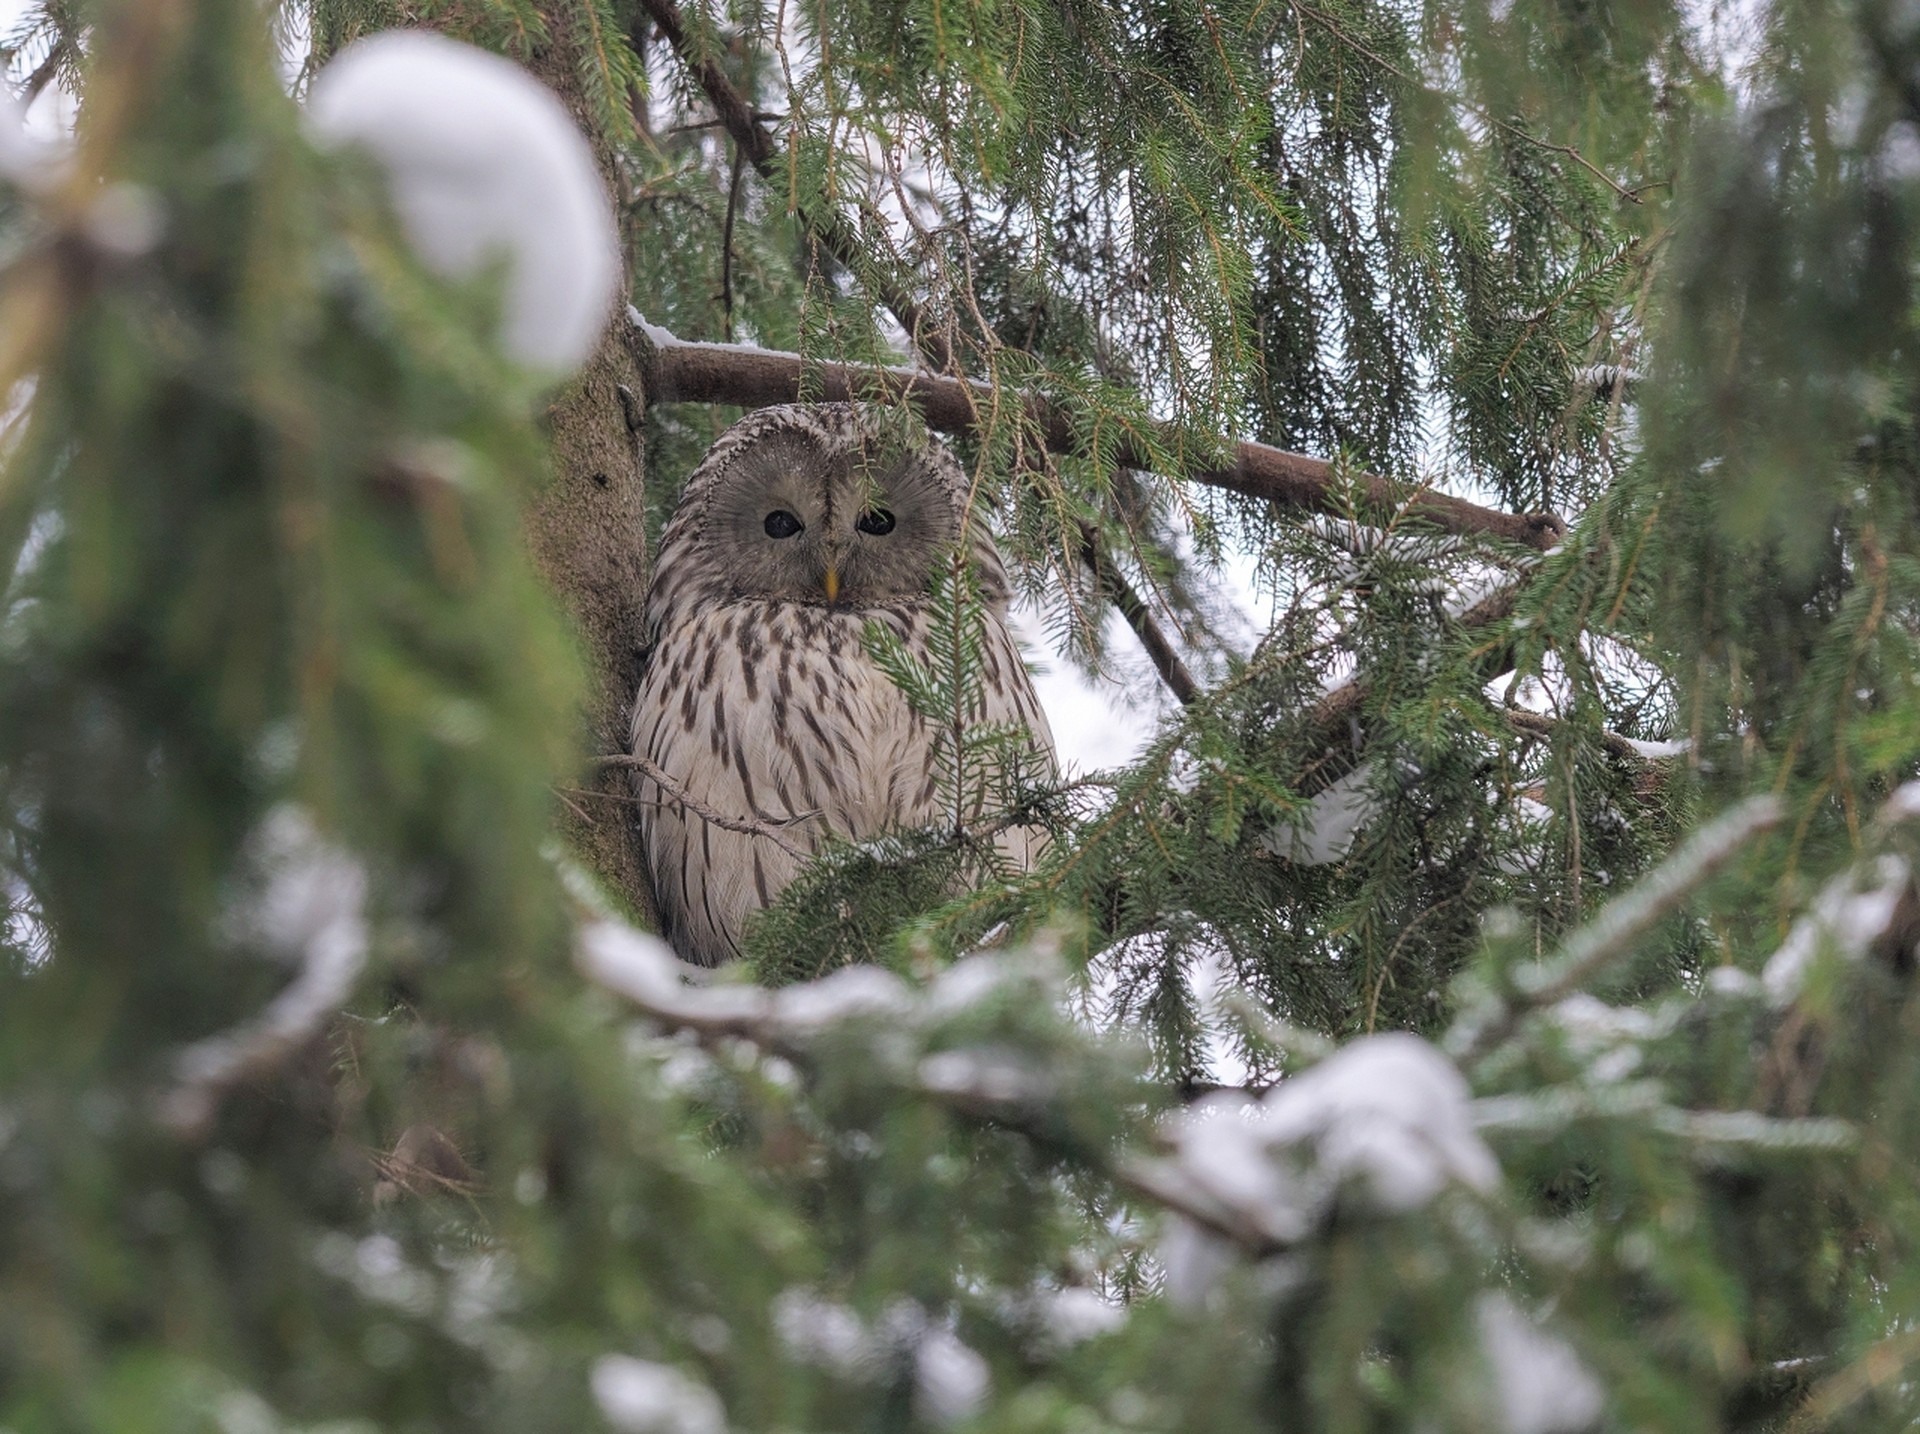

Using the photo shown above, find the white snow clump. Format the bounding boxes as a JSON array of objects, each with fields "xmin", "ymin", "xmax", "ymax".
[
  {"xmin": 1041, "ymin": 1285, "xmax": 1127, "ymax": 1344},
  {"xmin": 306, "ymin": 30, "xmax": 620, "ymax": 373},
  {"xmin": 576, "ymin": 918, "xmax": 695, "ymax": 1008},
  {"xmin": 771, "ymin": 1291, "xmax": 989, "ymax": 1427},
  {"xmin": 1622, "ymin": 735, "xmax": 1690, "ymax": 760},
  {"xmin": 590, "ymin": 1355, "xmax": 728, "ymax": 1434},
  {"xmin": 771, "ymin": 963, "xmax": 913, "ymax": 1030},
  {"xmin": 1705, "ymin": 965, "xmax": 1761, "ymax": 998},
  {"xmin": 1006, "ymin": 1284, "xmax": 1126, "ymax": 1350},
  {"xmin": 1548, "ymin": 994, "xmax": 1675, "ymax": 1084},
  {"xmin": 1475, "ymin": 1293, "xmax": 1605, "ymax": 1434},
  {"xmin": 1262, "ymin": 764, "xmax": 1378, "ymax": 867},
  {"xmin": 772, "ymin": 1289, "xmax": 875, "ymax": 1377},
  {"xmin": 924, "ymin": 944, "xmax": 1062, "ymax": 1017},
  {"xmin": 1165, "ymin": 1032, "xmax": 1498, "ymax": 1246},
  {"xmin": 1762, "ymin": 852, "xmax": 1912, "ymax": 1005},
  {"xmin": 228, "ymin": 804, "xmax": 370, "ymax": 971},
  {"xmin": 1878, "ymin": 778, "xmax": 1920, "ymax": 824},
  {"xmin": 0, "ymin": 87, "xmax": 70, "ymax": 193},
  {"xmin": 910, "ymin": 1322, "xmax": 991, "ymax": 1426},
  {"xmin": 918, "ymin": 1046, "xmax": 1053, "ymax": 1106}
]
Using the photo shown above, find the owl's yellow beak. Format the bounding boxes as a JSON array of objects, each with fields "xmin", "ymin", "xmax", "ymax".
[{"xmin": 823, "ymin": 566, "xmax": 840, "ymax": 604}]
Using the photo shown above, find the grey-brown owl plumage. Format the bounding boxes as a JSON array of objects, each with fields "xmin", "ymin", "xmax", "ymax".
[{"xmin": 629, "ymin": 404, "xmax": 1056, "ymax": 967}]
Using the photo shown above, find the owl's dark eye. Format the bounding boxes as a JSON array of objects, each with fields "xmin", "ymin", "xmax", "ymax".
[
  {"xmin": 855, "ymin": 508, "xmax": 896, "ymax": 536},
  {"xmin": 763, "ymin": 510, "xmax": 804, "ymax": 539}
]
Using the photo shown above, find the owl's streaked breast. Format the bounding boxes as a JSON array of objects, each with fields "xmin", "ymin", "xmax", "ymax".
[{"xmin": 630, "ymin": 597, "xmax": 1050, "ymax": 968}]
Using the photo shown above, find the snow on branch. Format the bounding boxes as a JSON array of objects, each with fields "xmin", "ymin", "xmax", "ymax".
[
  {"xmin": 1284, "ymin": 572, "xmax": 1538, "ymax": 798},
  {"xmin": 575, "ymin": 917, "xmax": 918, "ymax": 1049},
  {"xmin": 1143, "ymin": 1032, "xmax": 1498, "ymax": 1280},
  {"xmin": 1760, "ymin": 781, "xmax": 1920, "ymax": 1004},
  {"xmin": 1475, "ymin": 1293, "xmax": 1605, "ymax": 1434},
  {"xmin": 1473, "ymin": 1076, "xmax": 1856, "ymax": 1153},
  {"xmin": 307, "ymin": 31, "xmax": 620, "ymax": 374},
  {"xmin": 158, "ymin": 808, "xmax": 369, "ymax": 1141},
  {"xmin": 1762, "ymin": 854, "xmax": 1912, "ymax": 1005},
  {"xmin": 1446, "ymin": 794, "xmax": 1784, "ymax": 1065},
  {"xmin": 1502, "ymin": 707, "xmax": 1677, "ymax": 765},
  {"xmin": 575, "ymin": 916, "xmax": 1311, "ymax": 1246},
  {"xmin": 591, "ymin": 1355, "xmax": 728, "ymax": 1434}
]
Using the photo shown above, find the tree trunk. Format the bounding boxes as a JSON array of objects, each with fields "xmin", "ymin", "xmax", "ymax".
[
  {"xmin": 533, "ymin": 339, "xmax": 657, "ymax": 925},
  {"xmin": 514, "ymin": 15, "xmax": 659, "ymax": 923}
]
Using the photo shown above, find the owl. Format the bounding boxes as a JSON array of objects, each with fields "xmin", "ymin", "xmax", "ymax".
[{"xmin": 628, "ymin": 404, "xmax": 1056, "ymax": 967}]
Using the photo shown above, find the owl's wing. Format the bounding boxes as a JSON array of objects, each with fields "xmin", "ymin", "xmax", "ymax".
[
  {"xmin": 629, "ymin": 605, "xmax": 820, "ymax": 967},
  {"xmin": 823, "ymin": 606, "xmax": 1058, "ymax": 854}
]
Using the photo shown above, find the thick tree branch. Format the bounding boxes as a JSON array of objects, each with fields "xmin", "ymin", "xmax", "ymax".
[
  {"xmin": 1502, "ymin": 707, "xmax": 1678, "ymax": 766},
  {"xmin": 1077, "ymin": 521, "xmax": 1199, "ymax": 705},
  {"xmin": 632, "ymin": 316, "xmax": 1567, "ymax": 552},
  {"xmin": 18, "ymin": 44, "xmax": 64, "ymax": 106}
]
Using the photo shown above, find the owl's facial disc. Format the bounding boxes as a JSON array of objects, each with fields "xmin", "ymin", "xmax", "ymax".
[{"xmin": 707, "ymin": 431, "xmax": 958, "ymax": 608}]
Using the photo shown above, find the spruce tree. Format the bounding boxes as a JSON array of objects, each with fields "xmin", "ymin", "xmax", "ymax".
[{"xmin": 4, "ymin": 0, "xmax": 1920, "ymax": 1429}]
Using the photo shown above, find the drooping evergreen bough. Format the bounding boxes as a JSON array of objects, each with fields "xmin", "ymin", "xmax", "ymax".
[{"xmin": 4, "ymin": 0, "xmax": 1920, "ymax": 1427}]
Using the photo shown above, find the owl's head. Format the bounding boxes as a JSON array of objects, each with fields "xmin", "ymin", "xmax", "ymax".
[{"xmin": 648, "ymin": 405, "xmax": 1009, "ymax": 635}]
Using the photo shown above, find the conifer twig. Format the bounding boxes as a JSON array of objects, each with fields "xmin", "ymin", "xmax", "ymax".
[
  {"xmin": 1291, "ymin": 582, "xmax": 1526, "ymax": 794},
  {"xmin": 1446, "ymin": 794, "xmax": 1784, "ymax": 1066},
  {"xmin": 596, "ymin": 752, "xmax": 818, "ymax": 859},
  {"xmin": 633, "ymin": 0, "xmax": 954, "ymax": 371},
  {"xmin": 1285, "ymin": 0, "xmax": 1650, "ymax": 205}
]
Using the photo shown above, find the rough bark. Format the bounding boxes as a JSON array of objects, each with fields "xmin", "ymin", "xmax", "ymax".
[
  {"xmin": 531, "ymin": 344, "xmax": 657, "ymax": 923},
  {"xmin": 514, "ymin": 13, "xmax": 657, "ymax": 924}
]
